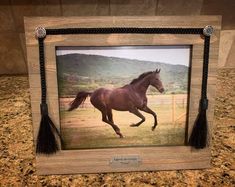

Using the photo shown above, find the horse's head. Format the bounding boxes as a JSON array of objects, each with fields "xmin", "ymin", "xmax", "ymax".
[{"xmin": 149, "ymin": 69, "xmax": 165, "ymax": 93}]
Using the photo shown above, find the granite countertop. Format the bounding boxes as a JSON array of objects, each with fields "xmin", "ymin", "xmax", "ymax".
[{"xmin": 0, "ymin": 69, "xmax": 234, "ymax": 186}]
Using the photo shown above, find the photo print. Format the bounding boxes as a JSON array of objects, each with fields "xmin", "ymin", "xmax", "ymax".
[{"xmin": 56, "ymin": 46, "xmax": 191, "ymax": 149}]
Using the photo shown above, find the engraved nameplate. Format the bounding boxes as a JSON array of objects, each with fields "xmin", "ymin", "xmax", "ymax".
[{"xmin": 110, "ymin": 155, "xmax": 141, "ymax": 167}]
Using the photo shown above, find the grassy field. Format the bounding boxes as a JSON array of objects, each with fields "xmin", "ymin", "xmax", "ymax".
[{"xmin": 59, "ymin": 94, "xmax": 188, "ymax": 150}]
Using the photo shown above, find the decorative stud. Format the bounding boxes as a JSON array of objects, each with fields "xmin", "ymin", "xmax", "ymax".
[
  {"xmin": 203, "ymin": 25, "xmax": 214, "ymax": 36},
  {"xmin": 35, "ymin": 27, "xmax": 46, "ymax": 39}
]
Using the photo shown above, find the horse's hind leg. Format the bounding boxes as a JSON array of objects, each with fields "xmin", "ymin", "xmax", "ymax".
[
  {"xmin": 107, "ymin": 109, "xmax": 114, "ymax": 123},
  {"xmin": 107, "ymin": 109, "xmax": 123, "ymax": 138},
  {"xmin": 91, "ymin": 94, "xmax": 123, "ymax": 138},
  {"xmin": 101, "ymin": 109, "xmax": 123, "ymax": 138},
  {"xmin": 129, "ymin": 108, "xmax": 145, "ymax": 127}
]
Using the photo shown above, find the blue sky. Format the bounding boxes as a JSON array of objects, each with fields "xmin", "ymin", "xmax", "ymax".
[{"xmin": 56, "ymin": 46, "xmax": 190, "ymax": 67}]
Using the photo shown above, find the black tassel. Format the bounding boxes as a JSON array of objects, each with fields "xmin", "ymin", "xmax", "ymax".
[
  {"xmin": 36, "ymin": 104, "xmax": 59, "ymax": 154},
  {"xmin": 36, "ymin": 115, "xmax": 59, "ymax": 154},
  {"xmin": 189, "ymin": 35, "xmax": 211, "ymax": 149},
  {"xmin": 36, "ymin": 35, "xmax": 63, "ymax": 154},
  {"xmin": 189, "ymin": 110, "xmax": 208, "ymax": 148},
  {"xmin": 189, "ymin": 99, "xmax": 208, "ymax": 148}
]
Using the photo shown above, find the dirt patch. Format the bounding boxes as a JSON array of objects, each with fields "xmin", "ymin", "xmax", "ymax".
[{"xmin": 0, "ymin": 69, "xmax": 235, "ymax": 186}]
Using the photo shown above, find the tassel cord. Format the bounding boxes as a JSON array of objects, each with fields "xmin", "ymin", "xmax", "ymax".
[
  {"xmin": 36, "ymin": 27, "xmax": 212, "ymax": 153},
  {"xmin": 201, "ymin": 36, "xmax": 210, "ymax": 106},
  {"xmin": 188, "ymin": 35, "xmax": 211, "ymax": 148},
  {"xmin": 37, "ymin": 37, "xmax": 63, "ymax": 154}
]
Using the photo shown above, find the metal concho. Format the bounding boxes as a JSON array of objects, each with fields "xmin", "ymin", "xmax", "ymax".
[
  {"xmin": 203, "ymin": 25, "xmax": 214, "ymax": 36},
  {"xmin": 35, "ymin": 27, "xmax": 46, "ymax": 39}
]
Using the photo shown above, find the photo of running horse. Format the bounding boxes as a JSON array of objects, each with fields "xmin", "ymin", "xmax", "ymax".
[
  {"xmin": 57, "ymin": 46, "xmax": 189, "ymax": 149},
  {"xmin": 68, "ymin": 69, "xmax": 164, "ymax": 138}
]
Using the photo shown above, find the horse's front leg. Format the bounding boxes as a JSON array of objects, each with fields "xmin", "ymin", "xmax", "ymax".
[
  {"xmin": 140, "ymin": 106, "xmax": 158, "ymax": 131},
  {"xmin": 129, "ymin": 108, "xmax": 146, "ymax": 127}
]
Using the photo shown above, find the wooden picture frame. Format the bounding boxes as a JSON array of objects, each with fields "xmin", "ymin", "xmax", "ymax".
[{"xmin": 24, "ymin": 16, "xmax": 221, "ymax": 175}]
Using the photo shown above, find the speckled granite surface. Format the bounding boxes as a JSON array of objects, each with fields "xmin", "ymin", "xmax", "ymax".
[{"xmin": 0, "ymin": 69, "xmax": 235, "ymax": 186}]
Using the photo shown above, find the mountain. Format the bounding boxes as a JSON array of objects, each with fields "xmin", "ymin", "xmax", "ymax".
[{"xmin": 56, "ymin": 53, "xmax": 189, "ymax": 96}]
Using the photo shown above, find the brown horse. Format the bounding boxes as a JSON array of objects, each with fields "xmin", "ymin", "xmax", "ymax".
[{"xmin": 68, "ymin": 69, "xmax": 164, "ymax": 138}]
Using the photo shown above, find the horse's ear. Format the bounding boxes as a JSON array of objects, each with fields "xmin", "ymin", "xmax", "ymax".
[{"xmin": 156, "ymin": 68, "xmax": 161, "ymax": 73}]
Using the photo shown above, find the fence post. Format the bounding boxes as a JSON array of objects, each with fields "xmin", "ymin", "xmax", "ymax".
[{"xmin": 172, "ymin": 93, "xmax": 175, "ymax": 125}]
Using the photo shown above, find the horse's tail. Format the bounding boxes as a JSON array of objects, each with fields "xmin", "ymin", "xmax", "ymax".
[{"xmin": 68, "ymin": 91, "xmax": 92, "ymax": 111}]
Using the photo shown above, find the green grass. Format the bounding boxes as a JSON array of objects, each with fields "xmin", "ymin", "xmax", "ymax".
[{"xmin": 59, "ymin": 95, "xmax": 187, "ymax": 150}]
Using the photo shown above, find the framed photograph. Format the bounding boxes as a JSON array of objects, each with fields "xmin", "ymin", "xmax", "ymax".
[
  {"xmin": 25, "ymin": 16, "xmax": 221, "ymax": 175},
  {"xmin": 57, "ymin": 46, "xmax": 190, "ymax": 149}
]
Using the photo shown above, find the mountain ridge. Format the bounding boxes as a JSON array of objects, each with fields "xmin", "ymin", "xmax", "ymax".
[{"xmin": 56, "ymin": 53, "xmax": 189, "ymax": 96}]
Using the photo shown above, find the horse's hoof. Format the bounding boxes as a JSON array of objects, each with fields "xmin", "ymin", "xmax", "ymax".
[
  {"xmin": 116, "ymin": 131, "xmax": 124, "ymax": 138},
  {"xmin": 119, "ymin": 134, "xmax": 124, "ymax": 138}
]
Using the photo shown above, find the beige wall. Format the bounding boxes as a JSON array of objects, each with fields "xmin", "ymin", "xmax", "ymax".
[{"xmin": 0, "ymin": 0, "xmax": 234, "ymax": 75}]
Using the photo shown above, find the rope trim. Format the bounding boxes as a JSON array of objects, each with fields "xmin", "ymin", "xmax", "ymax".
[
  {"xmin": 46, "ymin": 27, "xmax": 203, "ymax": 35},
  {"xmin": 38, "ymin": 38, "xmax": 46, "ymax": 104},
  {"xmin": 37, "ymin": 27, "xmax": 211, "ymax": 149}
]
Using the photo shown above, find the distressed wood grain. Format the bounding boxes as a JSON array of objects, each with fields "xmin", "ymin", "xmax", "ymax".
[
  {"xmin": 11, "ymin": 0, "xmax": 61, "ymax": 32},
  {"xmin": 218, "ymin": 30, "xmax": 235, "ymax": 68},
  {"xmin": 110, "ymin": 0, "xmax": 157, "ymax": 16},
  {"xmin": 201, "ymin": 0, "xmax": 235, "ymax": 30},
  {"xmin": 61, "ymin": 0, "xmax": 109, "ymax": 16},
  {"xmin": 157, "ymin": 0, "xmax": 203, "ymax": 15},
  {"xmin": 25, "ymin": 16, "xmax": 221, "ymax": 174},
  {"xmin": 0, "ymin": 33, "xmax": 26, "ymax": 74}
]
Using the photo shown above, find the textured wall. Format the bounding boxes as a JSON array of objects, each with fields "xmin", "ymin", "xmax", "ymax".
[{"xmin": 0, "ymin": 0, "xmax": 234, "ymax": 74}]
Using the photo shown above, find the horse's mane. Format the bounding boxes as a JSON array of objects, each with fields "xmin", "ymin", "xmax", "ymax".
[{"xmin": 130, "ymin": 71, "xmax": 153, "ymax": 85}]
